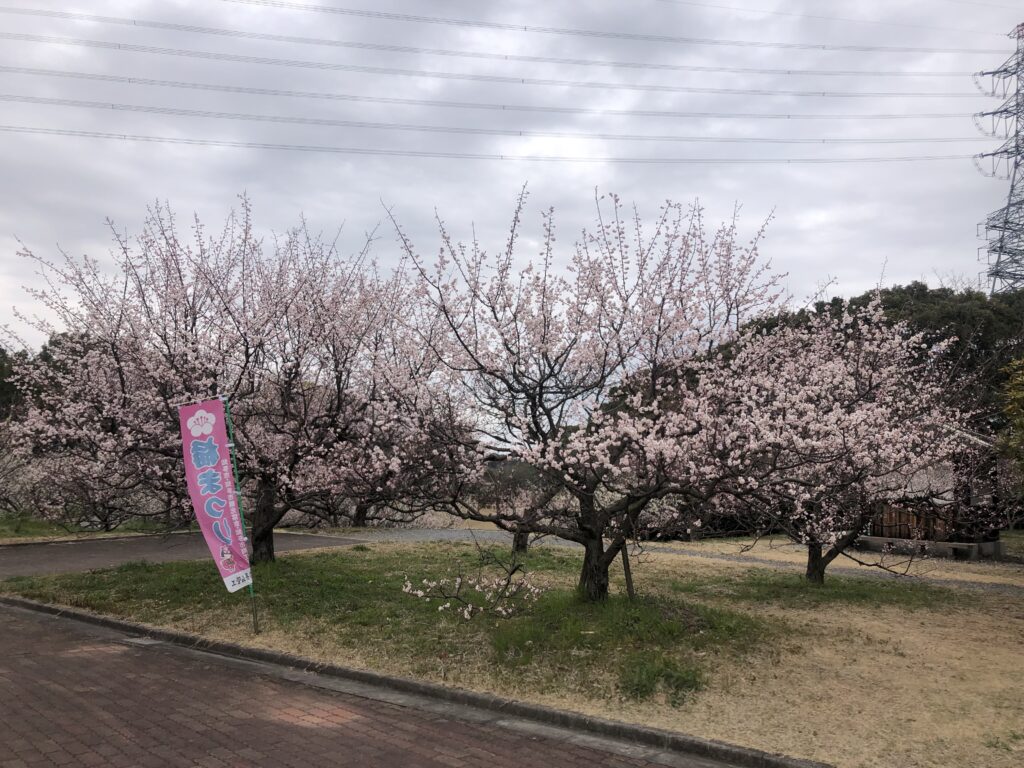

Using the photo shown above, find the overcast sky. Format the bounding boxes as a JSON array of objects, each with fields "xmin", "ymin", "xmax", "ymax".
[{"xmin": 0, "ymin": 0, "xmax": 1020, "ymax": 346}]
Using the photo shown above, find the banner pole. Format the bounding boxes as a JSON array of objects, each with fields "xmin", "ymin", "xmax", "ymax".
[{"xmin": 220, "ymin": 395, "xmax": 260, "ymax": 635}]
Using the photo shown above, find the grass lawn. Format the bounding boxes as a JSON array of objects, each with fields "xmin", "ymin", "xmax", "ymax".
[
  {"xmin": 1002, "ymin": 529, "xmax": 1024, "ymax": 558},
  {"xmin": 3, "ymin": 540, "xmax": 1023, "ymax": 768},
  {"xmin": 0, "ymin": 515, "xmax": 70, "ymax": 540},
  {"xmin": 0, "ymin": 514, "xmax": 186, "ymax": 545}
]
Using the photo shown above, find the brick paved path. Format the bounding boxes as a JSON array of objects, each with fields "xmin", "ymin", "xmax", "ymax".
[
  {"xmin": 0, "ymin": 532, "xmax": 356, "ymax": 579},
  {"xmin": 0, "ymin": 605, "xmax": 729, "ymax": 768}
]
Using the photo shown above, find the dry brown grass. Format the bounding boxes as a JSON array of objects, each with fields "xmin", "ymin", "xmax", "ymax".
[
  {"xmin": 647, "ymin": 536, "xmax": 1024, "ymax": 588},
  {"xmin": 628, "ymin": 553, "xmax": 1024, "ymax": 768}
]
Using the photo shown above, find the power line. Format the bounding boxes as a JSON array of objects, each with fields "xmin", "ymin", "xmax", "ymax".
[
  {"xmin": 0, "ymin": 33, "xmax": 985, "ymax": 99},
  {"xmin": 0, "ymin": 8, "xmax": 974, "ymax": 78},
  {"xmin": 644, "ymin": 0, "xmax": 1001, "ymax": 36},
  {"xmin": 1, "ymin": 94, "xmax": 992, "ymax": 145},
  {"xmin": 219, "ymin": 0, "xmax": 1011, "ymax": 54},
  {"xmin": 0, "ymin": 124, "xmax": 978, "ymax": 164},
  {"xmin": 0, "ymin": 66, "xmax": 973, "ymax": 121},
  {"xmin": 904, "ymin": 0, "xmax": 1022, "ymax": 10}
]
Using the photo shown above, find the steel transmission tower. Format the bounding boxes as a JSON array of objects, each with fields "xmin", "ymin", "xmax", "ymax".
[{"xmin": 974, "ymin": 23, "xmax": 1024, "ymax": 294}]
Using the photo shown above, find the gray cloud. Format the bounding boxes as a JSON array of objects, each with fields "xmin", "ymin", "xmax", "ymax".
[{"xmin": 0, "ymin": 0, "xmax": 1018, "ymax": 346}]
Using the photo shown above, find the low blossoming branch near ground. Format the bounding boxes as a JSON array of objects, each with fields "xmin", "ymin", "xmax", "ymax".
[
  {"xmin": 403, "ymin": 572, "xmax": 546, "ymax": 619},
  {"xmin": 402, "ymin": 543, "xmax": 547, "ymax": 619}
]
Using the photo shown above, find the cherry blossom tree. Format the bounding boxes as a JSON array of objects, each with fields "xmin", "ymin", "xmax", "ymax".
[
  {"xmin": 708, "ymin": 301, "xmax": 968, "ymax": 583},
  {"xmin": 0, "ymin": 349, "xmax": 41, "ymax": 528},
  {"xmin": 10, "ymin": 330, "xmax": 188, "ymax": 531},
  {"xmin": 1005, "ymin": 359, "xmax": 1024, "ymax": 473},
  {"xmin": 394, "ymin": 190, "xmax": 782, "ymax": 600},
  {"xmin": 9, "ymin": 199, "xmax": 436, "ymax": 560}
]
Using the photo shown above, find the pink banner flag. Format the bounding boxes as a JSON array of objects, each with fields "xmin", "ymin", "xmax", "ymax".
[{"xmin": 178, "ymin": 398, "xmax": 253, "ymax": 593}]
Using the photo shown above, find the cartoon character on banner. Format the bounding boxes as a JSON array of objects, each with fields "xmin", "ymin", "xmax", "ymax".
[{"xmin": 219, "ymin": 546, "xmax": 237, "ymax": 573}]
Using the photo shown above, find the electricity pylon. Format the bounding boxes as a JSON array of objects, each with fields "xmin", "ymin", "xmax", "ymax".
[{"xmin": 975, "ymin": 23, "xmax": 1024, "ymax": 294}]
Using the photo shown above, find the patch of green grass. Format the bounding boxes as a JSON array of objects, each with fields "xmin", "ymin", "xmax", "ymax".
[
  {"xmin": 490, "ymin": 590, "xmax": 764, "ymax": 703},
  {"xmin": 350, "ymin": 544, "xmax": 371, "ymax": 552},
  {"xmin": 493, "ymin": 592, "xmax": 765, "ymax": 661},
  {"xmin": 510, "ymin": 544, "xmax": 582, "ymax": 576},
  {"xmin": 1002, "ymin": 530, "xmax": 1024, "ymax": 559},
  {"xmin": 0, "ymin": 515, "xmax": 69, "ymax": 539},
  {"xmin": 0, "ymin": 514, "xmax": 188, "ymax": 541},
  {"xmin": 670, "ymin": 569, "xmax": 954, "ymax": 610},
  {"xmin": 492, "ymin": 592, "xmax": 692, "ymax": 665},
  {"xmin": 1, "ymin": 559, "xmax": 228, "ymax": 622},
  {"xmin": 618, "ymin": 655, "xmax": 704, "ymax": 705},
  {"xmin": 984, "ymin": 731, "xmax": 1024, "ymax": 752}
]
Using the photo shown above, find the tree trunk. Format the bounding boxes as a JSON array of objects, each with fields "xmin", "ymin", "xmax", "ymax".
[
  {"xmin": 621, "ymin": 545, "xmax": 636, "ymax": 599},
  {"xmin": 250, "ymin": 479, "xmax": 279, "ymax": 564},
  {"xmin": 512, "ymin": 528, "xmax": 529, "ymax": 555},
  {"xmin": 578, "ymin": 536, "xmax": 610, "ymax": 601},
  {"xmin": 805, "ymin": 542, "xmax": 826, "ymax": 584},
  {"xmin": 351, "ymin": 502, "xmax": 370, "ymax": 528}
]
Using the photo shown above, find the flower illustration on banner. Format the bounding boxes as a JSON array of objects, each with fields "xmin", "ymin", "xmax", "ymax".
[{"xmin": 187, "ymin": 409, "xmax": 216, "ymax": 437}]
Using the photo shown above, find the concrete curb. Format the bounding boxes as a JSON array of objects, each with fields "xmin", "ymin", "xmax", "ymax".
[
  {"xmin": 0, "ymin": 531, "xmax": 194, "ymax": 549},
  {"xmin": 271, "ymin": 527, "xmax": 368, "ymax": 539},
  {"xmin": 0, "ymin": 595, "xmax": 831, "ymax": 768}
]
